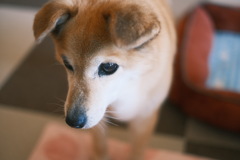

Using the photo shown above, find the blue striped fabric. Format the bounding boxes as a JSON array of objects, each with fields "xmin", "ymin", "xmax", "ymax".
[{"xmin": 206, "ymin": 31, "xmax": 240, "ymax": 93}]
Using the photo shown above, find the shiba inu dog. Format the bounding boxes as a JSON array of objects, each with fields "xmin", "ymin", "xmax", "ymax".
[{"xmin": 33, "ymin": 0, "xmax": 176, "ymax": 159}]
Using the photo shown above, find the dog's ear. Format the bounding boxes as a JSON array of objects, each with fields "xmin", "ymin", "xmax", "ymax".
[
  {"xmin": 107, "ymin": 4, "xmax": 161, "ymax": 50},
  {"xmin": 33, "ymin": 0, "xmax": 78, "ymax": 43}
]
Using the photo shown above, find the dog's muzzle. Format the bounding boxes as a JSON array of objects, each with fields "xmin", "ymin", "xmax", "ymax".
[{"xmin": 65, "ymin": 107, "xmax": 87, "ymax": 129}]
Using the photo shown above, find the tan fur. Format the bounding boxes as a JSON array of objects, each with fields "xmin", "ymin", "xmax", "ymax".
[{"xmin": 33, "ymin": 0, "xmax": 176, "ymax": 159}]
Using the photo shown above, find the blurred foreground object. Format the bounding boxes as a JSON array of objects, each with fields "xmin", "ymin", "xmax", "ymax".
[{"xmin": 29, "ymin": 123, "xmax": 209, "ymax": 160}]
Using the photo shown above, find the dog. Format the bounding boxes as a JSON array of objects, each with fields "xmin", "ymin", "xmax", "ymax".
[{"xmin": 33, "ymin": 0, "xmax": 176, "ymax": 159}]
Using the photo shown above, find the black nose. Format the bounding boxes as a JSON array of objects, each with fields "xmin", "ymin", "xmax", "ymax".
[{"xmin": 65, "ymin": 108, "xmax": 87, "ymax": 128}]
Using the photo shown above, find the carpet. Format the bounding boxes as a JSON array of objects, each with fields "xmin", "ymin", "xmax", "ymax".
[{"xmin": 29, "ymin": 123, "xmax": 209, "ymax": 160}]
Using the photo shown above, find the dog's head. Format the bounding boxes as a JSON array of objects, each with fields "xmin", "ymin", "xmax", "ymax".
[{"xmin": 33, "ymin": 0, "xmax": 160, "ymax": 129}]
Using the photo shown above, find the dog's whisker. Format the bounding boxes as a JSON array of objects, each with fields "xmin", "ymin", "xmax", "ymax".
[
  {"xmin": 105, "ymin": 115, "xmax": 122, "ymax": 120},
  {"xmin": 51, "ymin": 109, "xmax": 65, "ymax": 117},
  {"xmin": 54, "ymin": 97, "xmax": 66, "ymax": 104},
  {"xmin": 97, "ymin": 121, "xmax": 106, "ymax": 135},
  {"xmin": 46, "ymin": 101, "xmax": 65, "ymax": 116},
  {"xmin": 47, "ymin": 103, "xmax": 65, "ymax": 112},
  {"xmin": 105, "ymin": 110, "xmax": 118, "ymax": 113},
  {"xmin": 107, "ymin": 121, "xmax": 119, "ymax": 127},
  {"xmin": 48, "ymin": 102, "xmax": 64, "ymax": 108},
  {"xmin": 105, "ymin": 111, "xmax": 123, "ymax": 121},
  {"xmin": 103, "ymin": 118, "xmax": 119, "ymax": 127}
]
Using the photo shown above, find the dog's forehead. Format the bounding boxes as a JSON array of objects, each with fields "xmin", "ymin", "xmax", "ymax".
[{"xmin": 57, "ymin": 4, "xmax": 111, "ymax": 59}]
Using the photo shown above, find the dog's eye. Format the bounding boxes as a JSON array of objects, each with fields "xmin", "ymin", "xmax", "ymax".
[
  {"xmin": 62, "ymin": 56, "xmax": 74, "ymax": 72},
  {"xmin": 98, "ymin": 63, "xmax": 119, "ymax": 76}
]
